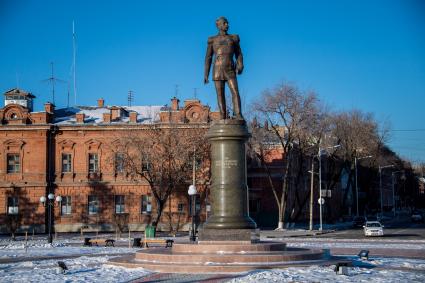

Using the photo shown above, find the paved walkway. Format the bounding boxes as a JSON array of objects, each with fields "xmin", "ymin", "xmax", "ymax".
[{"xmin": 131, "ymin": 273, "xmax": 238, "ymax": 283}]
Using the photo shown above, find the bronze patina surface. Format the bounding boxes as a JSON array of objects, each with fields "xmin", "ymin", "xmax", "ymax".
[
  {"xmin": 204, "ymin": 17, "xmax": 244, "ymax": 120},
  {"xmin": 201, "ymin": 119, "xmax": 256, "ymax": 233}
]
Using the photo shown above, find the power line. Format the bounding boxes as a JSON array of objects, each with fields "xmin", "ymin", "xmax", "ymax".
[{"xmin": 391, "ymin": 129, "xmax": 425, "ymax": 132}]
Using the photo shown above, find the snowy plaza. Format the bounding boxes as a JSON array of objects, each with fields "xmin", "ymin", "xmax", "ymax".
[{"xmin": 1, "ymin": 234, "xmax": 424, "ymax": 282}]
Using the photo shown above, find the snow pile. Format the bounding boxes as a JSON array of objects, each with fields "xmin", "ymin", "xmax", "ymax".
[
  {"xmin": 229, "ymin": 264, "xmax": 425, "ymax": 283},
  {"xmin": 369, "ymin": 257, "xmax": 425, "ymax": 270},
  {"xmin": 0, "ymin": 255, "xmax": 149, "ymax": 283}
]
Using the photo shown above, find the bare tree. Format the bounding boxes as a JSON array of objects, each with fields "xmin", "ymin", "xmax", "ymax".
[
  {"xmin": 251, "ymin": 83, "xmax": 322, "ymax": 229},
  {"xmin": 329, "ymin": 110, "xmax": 385, "ymax": 216},
  {"xmin": 110, "ymin": 125, "xmax": 209, "ymax": 228}
]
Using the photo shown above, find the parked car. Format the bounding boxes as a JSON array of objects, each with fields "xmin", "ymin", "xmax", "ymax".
[
  {"xmin": 411, "ymin": 211, "xmax": 424, "ymax": 223},
  {"xmin": 352, "ymin": 216, "xmax": 367, "ymax": 228},
  {"xmin": 363, "ymin": 221, "xmax": 384, "ymax": 237}
]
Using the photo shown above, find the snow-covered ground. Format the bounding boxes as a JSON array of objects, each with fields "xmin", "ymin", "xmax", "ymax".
[
  {"xmin": 262, "ymin": 236, "xmax": 425, "ymax": 250},
  {"xmin": 0, "ymin": 236, "xmax": 424, "ymax": 282},
  {"xmin": 230, "ymin": 264, "xmax": 425, "ymax": 283},
  {"xmin": 0, "ymin": 237, "xmax": 136, "ymax": 259},
  {"xmin": 0, "ymin": 255, "xmax": 149, "ymax": 283}
]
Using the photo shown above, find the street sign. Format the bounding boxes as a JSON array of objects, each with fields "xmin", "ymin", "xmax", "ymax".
[{"xmin": 318, "ymin": 198, "xmax": 325, "ymax": 205}]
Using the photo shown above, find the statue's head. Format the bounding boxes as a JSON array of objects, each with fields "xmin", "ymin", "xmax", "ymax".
[{"xmin": 216, "ymin": 16, "xmax": 229, "ymax": 32}]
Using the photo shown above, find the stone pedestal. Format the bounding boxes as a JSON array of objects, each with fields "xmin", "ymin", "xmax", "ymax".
[{"xmin": 200, "ymin": 119, "xmax": 256, "ymax": 239}]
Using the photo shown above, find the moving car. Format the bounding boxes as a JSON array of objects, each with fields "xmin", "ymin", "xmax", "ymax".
[
  {"xmin": 363, "ymin": 221, "xmax": 384, "ymax": 237},
  {"xmin": 352, "ymin": 216, "xmax": 367, "ymax": 228},
  {"xmin": 411, "ymin": 211, "xmax": 424, "ymax": 223}
]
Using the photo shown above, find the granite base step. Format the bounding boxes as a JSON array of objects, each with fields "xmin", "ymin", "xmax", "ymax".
[{"xmin": 108, "ymin": 241, "xmax": 333, "ymax": 274}]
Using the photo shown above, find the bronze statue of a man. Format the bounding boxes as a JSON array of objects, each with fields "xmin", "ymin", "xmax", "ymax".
[{"xmin": 204, "ymin": 17, "xmax": 244, "ymax": 120}]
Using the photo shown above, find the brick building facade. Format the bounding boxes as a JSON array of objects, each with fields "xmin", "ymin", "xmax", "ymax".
[{"xmin": 0, "ymin": 89, "xmax": 234, "ymax": 233}]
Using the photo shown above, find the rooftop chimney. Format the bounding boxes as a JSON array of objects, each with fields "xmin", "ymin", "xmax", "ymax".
[
  {"xmin": 129, "ymin": 112, "xmax": 137, "ymax": 123},
  {"xmin": 44, "ymin": 102, "xmax": 55, "ymax": 114},
  {"xmin": 103, "ymin": 112, "xmax": 111, "ymax": 123},
  {"xmin": 171, "ymin": 97, "xmax": 179, "ymax": 111},
  {"xmin": 97, "ymin": 98, "xmax": 105, "ymax": 108},
  {"xmin": 76, "ymin": 113, "xmax": 85, "ymax": 123}
]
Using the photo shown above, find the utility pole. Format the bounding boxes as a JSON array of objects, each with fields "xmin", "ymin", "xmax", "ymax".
[
  {"xmin": 392, "ymin": 170, "xmax": 404, "ymax": 217},
  {"xmin": 355, "ymin": 155, "xmax": 372, "ymax": 216},
  {"xmin": 379, "ymin": 164, "xmax": 394, "ymax": 217}
]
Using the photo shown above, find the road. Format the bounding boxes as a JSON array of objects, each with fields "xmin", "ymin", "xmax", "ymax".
[{"xmin": 318, "ymin": 218, "xmax": 425, "ymax": 240}]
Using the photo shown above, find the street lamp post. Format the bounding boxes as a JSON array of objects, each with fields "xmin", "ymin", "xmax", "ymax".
[
  {"xmin": 379, "ymin": 165, "xmax": 394, "ymax": 217},
  {"xmin": 40, "ymin": 193, "xmax": 62, "ymax": 244},
  {"xmin": 318, "ymin": 147, "xmax": 323, "ymax": 231},
  {"xmin": 318, "ymin": 144, "xmax": 340, "ymax": 231},
  {"xmin": 188, "ymin": 184, "xmax": 197, "ymax": 242},
  {"xmin": 309, "ymin": 157, "xmax": 315, "ymax": 231},
  {"xmin": 392, "ymin": 170, "xmax": 404, "ymax": 217},
  {"xmin": 354, "ymin": 155, "xmax": 372, "ymax": 217}
]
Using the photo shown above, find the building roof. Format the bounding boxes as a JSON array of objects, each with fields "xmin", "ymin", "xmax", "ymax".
[
  {"xmin": 53, "ymin": 105, "xmax": 164, "ymax": 125},
  {"xmin": 4, "ymin": 88, "xmax": 36, "ymax": 98}
]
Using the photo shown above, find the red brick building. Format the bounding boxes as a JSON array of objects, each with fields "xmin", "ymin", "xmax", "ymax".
[{"xmin": 0, "ymin": 89, "xmax": 228, "ymax": 233}]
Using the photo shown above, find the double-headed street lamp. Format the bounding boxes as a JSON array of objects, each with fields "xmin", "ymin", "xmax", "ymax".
[
  {"xmin": 354, "ymin": 155, "xmax": 373, "ymax": 216},
  {"xmin": 379, "ymin": 164, "xmax": 394, "ymax": 217},
  {"xmin": 40, "ymin": 193, "xmax": 62, "ymax": 243},
  {"xmin": 318, "ymin": 144, "xmax": 340, "ymax": 231}
]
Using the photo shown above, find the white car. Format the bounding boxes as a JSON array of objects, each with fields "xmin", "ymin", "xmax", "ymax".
[{"xmin": 363, "ymin": 221, "xmax": 384, "ymax": 237}]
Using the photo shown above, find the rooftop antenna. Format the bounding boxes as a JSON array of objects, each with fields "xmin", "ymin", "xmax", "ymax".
[
  {"xmin": 67, "ymin": 81, "xmax": 70, "ymax": 108},
  {"xmin": 128, "ymin": 90, "xmax": 134, "ymax": 107},
  {"xmin": 15, "ymin": 71, "xmax": 19, "ymax": 89},
  {"xmin": 174, "ymin": 84, "xmax": 179, "ymax": 98},
  {"xmin": 41, "ymin": 62, "xmax": 65, "ymax": 105},
  {"xmin": 72, "ymin": 20, "xmax": 77, "ymax": 106},
  {"xmin": 193, "ymin": 88, "xmax": 198, "ymax": 99}
]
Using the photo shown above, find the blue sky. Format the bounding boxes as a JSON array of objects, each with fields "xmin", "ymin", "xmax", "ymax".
[{"xmin": 0, "ymin": 0, "xmax": 424, "ymax": 163}]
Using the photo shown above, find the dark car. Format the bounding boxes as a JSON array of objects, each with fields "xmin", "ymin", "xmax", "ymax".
[
  {"xmin": 352, "ymin": 216, "xmax": 367, "ymax": 228},
  {"xmin": 411, "ymin": 211, "xmax": 424, "ymax": 223}
]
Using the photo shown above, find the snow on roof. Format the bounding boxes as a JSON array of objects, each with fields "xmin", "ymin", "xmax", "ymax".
[
  {"xmin": 53, "ymin": 105, "xmax": 164, "ymax": 125},
  {"xmin": 124, "ymin": 105, "xmax": 163, "ymax": 123}
]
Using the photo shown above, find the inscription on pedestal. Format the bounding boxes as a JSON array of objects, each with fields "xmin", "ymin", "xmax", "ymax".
[
  {"xmin": 198, "ymin": 229, "xmax": 254, "ymax": 242},
  {"xmin": 214, "ymin": 158, "xmax": 238, "ymax": 168}
]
